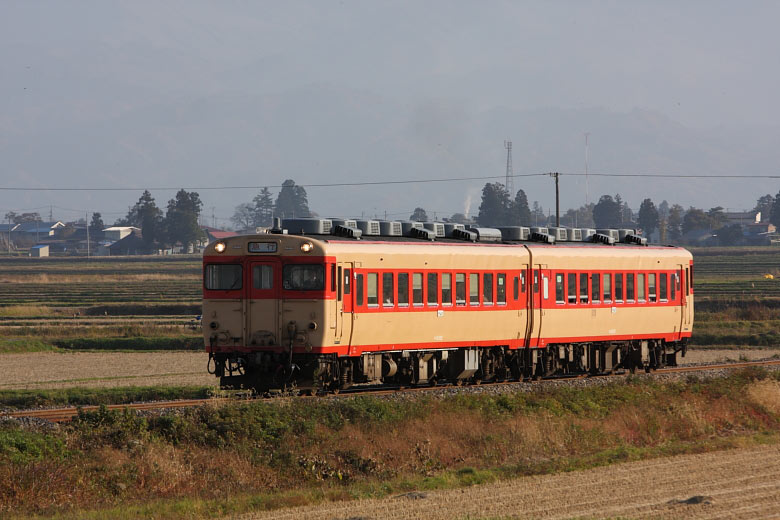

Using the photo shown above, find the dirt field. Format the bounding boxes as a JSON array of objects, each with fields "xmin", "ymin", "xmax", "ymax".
[
  {"xmin": 240, "ymin": 443, "xmax": 780, "ymax": 520},
  {"xmin": 0, "ymin": 348, "xmax": 777, "ymax": 390},
  {"xmin": 0, "ymin": 351, "xmax": 215, "ymax": 389}
]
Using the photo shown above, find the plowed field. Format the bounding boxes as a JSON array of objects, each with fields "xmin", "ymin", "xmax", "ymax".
[{"xmin": 241, "ymin": 443, "xmax": 780, "ymax": 520}]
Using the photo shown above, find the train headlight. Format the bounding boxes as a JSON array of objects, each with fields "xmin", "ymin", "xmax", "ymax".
[
  {"xmin": 214, "ymin": 242, "xmax": 226, "ymax": 253},
  {"xmin": 300, "ymin": 241, "xmax": 313, "ymax": 253}
]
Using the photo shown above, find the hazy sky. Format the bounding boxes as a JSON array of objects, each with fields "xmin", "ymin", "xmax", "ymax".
[{"xmin": 2, "ymin": 1, "xmax": 779, "ymax": 226}]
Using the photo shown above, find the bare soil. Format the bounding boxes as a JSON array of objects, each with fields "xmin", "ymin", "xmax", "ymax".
[
  {"xmin": 0, "ymin": 348, "xmax": 777, "ymax": 390},
  {"xmin": 0, "ymin": 351, "xmax": 214, "ymax": 389},
  {"xmin": 240, "ymin": 443, "xmax": 780, "ymax": 520}
]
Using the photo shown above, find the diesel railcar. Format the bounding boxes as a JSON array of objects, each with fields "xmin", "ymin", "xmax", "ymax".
[{"xmin": 203, "ymin": 222, "xmax": 693, "ymax": 392}]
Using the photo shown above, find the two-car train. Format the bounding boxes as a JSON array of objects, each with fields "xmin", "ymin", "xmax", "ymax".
[{"xmin": 203, "ymin": 220, "xmax": 693, "ymax": 392}]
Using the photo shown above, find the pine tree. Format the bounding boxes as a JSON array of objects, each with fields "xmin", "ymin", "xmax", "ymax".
[
  {"xmin": 770, "ymin": 191, "xmax": 780, "ymax": 229},
  {"xmin": 274, "ymin": 180, "xmax": 310, "ymax": 218},
  {"xmin": 119, "ymin": 190, "xmax": 163, "ymax": 246},
  {"xmin": 509, "ymin": 189, "xmax": 532, "ymax": 226},
  {"xmin": 164, "ymin": 189, "xmax": 203, "ymax": 248},
  {"xmin": 637, "ymin": 198, "xmax": 659, "ymax": 240},
  {"xmin": 252, "ymin": 187, "xmax": 275, "ymax": 227},
  {"xmin": 754, "ymin": 194, "xmax": 773, "ymax": 222},
  {"xmin": 477, "ymin": 183, "xmax": 511, "ymax": 227},
  {"xmin": 89, "ymin": 212, "xmax": 104, "ymax": 233},
  {"xmin": 409, "ymin": 208, "xmax": 428, "ymax": 222},
  {"xmin": 592, "ymin": 195, "xmax": 621, "ymax": 228},
  {"xmin": 666, "ymin": 204, "xmax": 684, "ymax": 242}
]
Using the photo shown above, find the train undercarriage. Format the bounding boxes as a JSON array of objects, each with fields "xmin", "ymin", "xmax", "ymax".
[{"xmin": 210, "ymin": 339, "xmax": 688, "ymax": 393}]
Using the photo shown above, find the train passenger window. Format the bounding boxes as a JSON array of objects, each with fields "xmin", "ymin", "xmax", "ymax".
[
  {"xmin": 469, "ymin": 273, "xmax": 479, "ymax": 305},
  {"xmin": 398, "ymin": 273, "xmax": 409, "ymax": 306},
  {"xmin": 252, "ymin": 265, "xmax": 273, "ymax": 290},
  {"xmin": 534, "ymin": 270, "xmax": 539, "ymax": 293},
  {"xmin": 483, "ymin": 273, "xmax": 493, "ymax": 305},
  {"xmin": 344, "ymin": 269, "xmax": 351, "ymax": 295},
  {"xmin": 413, "ymin": 273, "xmax": 423, "ymax": 306},
  {"xmin": 205, "ymin": 264, "xmax": 242, "ymax": 290},
  {"xmin": 521, "ymin": 271, "xmax": 526, "ymax": 293},
  {"xmin": 283, "ymin": 264, "xmax": 325, "ymax": 291},
  {"xmin": 567, "ymin": 273, "xmax": 576, "ymax": 304},
  {"xmin": 442, "ymin": 273, "xmax": 453, "ymax": 306},
  {"xmin": 456, "ymin": 273, "xmax": 466, "ymax": 306},
  {"xmin": 331, "ymin": 264, "xmax": 336, "ymax": 292},
  {"xmin": 513, "ymin": 276, "xmax": 519, "ymax": 300},
  {"xmin": 555, "ymin": 273, "xmax": 565, "ymax": 304},
  {"xmin": 603, "ymin": 273, "xmax": 612, "ymax": 302},
  {"xmin": 689, "ymin": 266, "xmax": 694, "ymax": 293},
  {"xmin": 648, "ymin": 273, "xmax": 657, "ymax": 302},
  {"xmin": 542, "ymin": 275, "xmax": 549, "ymax": 300},
  {"xmin": 638, "ymin": 273, "xmax": 646, "ymax": 301},
  {"xmin": 671, "ymin": 273, "xmax": 677, "ymax": 301},
  {"xmin": 591, "ymin": 273, "xmax": 600, "ymax": 302},
  {"xmin": 580, "ymin": 273, "xmax": 588, "ymax": 303},
  {"xmin": 497, "ymin": 274, "xmax": 506, "ymax": 304},
  {"xmin": 660, "ymin": 273, "xmax": 668, "ymax": 301},
  {"xmin": 367, "ymin": 273, "xmax": 378, "ymax": 306},
  {"xmin": 626, "ymin": 273, "xmax": 635, "ymax": 302},
  {"xmin": 428, "ymin": 273, "xmax": 438, "ymax": 306},
  {"xmin": 614, "ymin": 274, "xmax": 623, "ymax": 302},
  {"xmin": 356, "ymin": 274, "xmax": 364, "ymax": 306},
  {"xmin": 383, "ymin": 273, "xmax": 394, "ymax": 307}
]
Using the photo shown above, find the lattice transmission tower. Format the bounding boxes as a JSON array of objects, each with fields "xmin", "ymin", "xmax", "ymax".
[{"xmin": 504, "ymin": 140, "xmax": 514, "ymax": 196}]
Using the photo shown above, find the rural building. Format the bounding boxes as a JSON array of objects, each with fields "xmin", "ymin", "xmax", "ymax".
[
  {"xmin": 15, "ymin": 221, "xmax": 65, "ymax": 237},
  {"xmin": 103, "ymin": 226, "xmax": 141, "ymax": 241},
  {"xmin": 30, "ymin": 244, "xmax": 49, "ymax": 257},
  {"xmin": 201, "ymin": 226, "xmax": 238, "ymax": 243},
  {"xmin": 724, "ymin": 211, "xmax": 760, "ymax": 226}
]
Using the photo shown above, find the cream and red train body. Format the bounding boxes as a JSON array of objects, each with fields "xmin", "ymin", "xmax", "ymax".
[{"xmin": 203, "ymin": 232, "xmax": 693, "ymax": 391}]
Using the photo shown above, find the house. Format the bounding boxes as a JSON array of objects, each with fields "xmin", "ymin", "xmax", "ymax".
[
  {"xmin": 15, "ymin": 221, "xmax": 65, "ymax": 237},
  {"xmin": 201, "ymin": 226, "xmax": 238, "ymax": 244},
  {"xmin": 724, "ymin": 211, "xmax": 760, "ymax": 226},
  {"xmin": 103, "ymin": 226, "xmax": 141, "ymax": 241},
  {"xmin": 104, "ymin": 229, "xmax": 153, "ymax": 255}
]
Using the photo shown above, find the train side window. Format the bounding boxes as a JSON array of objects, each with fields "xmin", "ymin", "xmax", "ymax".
[
  {"xmin": 603, "ymin": 273, "xmax": 612, "ymax": 302},
  {"xmin": 591, "ymin": 273, "xmax": 600, "ymax": 302},
  {"xmin": 383, "ymin": 273, "xmax": 394, "ymax": 307},
  {"xmin": 648, "ymin": 273, "xmax": 657, "ymax": 302},
  {"xmin": 469, "ymin": 273, "xmax": 480, "ymax": 305},
  {"xmin": 555, "ymin": 273, "xmax": 565, "ymax": 304},
  {"xmin": 398, "ymin": 272, "xmax": 409, "ymax": 306},
  {"xmin": 442, "ymin": 273, "xmax": 453, "ymax": 306},
  {"xmin": 356, "ymin": 274, "xmax": 364, "ymax": 306},
  {"xmin": 638, "ymin": 273, "xmax": 646, "ymax": 301},
  {"xmin": 483, "ymin": 273, "xmax": 494, "ymax": 305},
  {"xmin": 513, "ymin": 276, "xmax": 519, "ymax": 300},
  {"xmin": 331, "ymin": 264, "xmax": 336, "ymax": 292},
  {"xmin": 521, "ymin": 271, "xmax": 527, "ymax": 293},
  {"xmin": 671, "ymin": 273, "xmax": 677, "ymax": 301},
  {"xmin": 534, "ymin": 270, "xmax": 539, "ymax": 293},
  {"xmin": 614, "ymin": 273, "xmax": 623, "ymax": 303},
  {"xmin": 337, "ymin": 266, "xmax": 342, "ymax": 301},
  {"xmin": 579, "ymin": 272, "xmax": 588, "ymax": 304},
  {"xmin": 367, "ymin": 273, "xmax": 378, "ymax": 306},
  {"xmin": 689, "ymin": 266, "xmax": 694, "ymax": 293},
  {"xmin": 413, "ymin": 273, "xmax": 423, "ymax": 306},
  {"xmin": 567, "ymin": 272, "xmax": 577, "ymax": 304},
  {"xmin": 626, "ymin": 273, "xmax": 635, "ymax": 302},
  {"xmin": 428, "ymin": 273, "xmax": 438, "ymax": 306},
  {"xmin": 252, "ymin": 265, "xmax": 273, "ymax": 289},
  {"xmin": 542, "ymin": 275, "xmax": 549, "ymax": 300},
  {"xmin": 497, "ymin": 273, "xmax": 506, "ymax": 305},
  {"xmin": 343, "ymin": 269, "xmax": 351, "ymax": 295},
  {"xmin": 660, "ymin": 273, "xmax": 668, "ymax": 301},
  {"xmin": 455, "ymin": 273, "xmax": 466, "ymax": 306}
]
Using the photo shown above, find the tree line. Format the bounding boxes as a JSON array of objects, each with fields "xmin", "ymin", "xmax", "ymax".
[{"xmin": 230, "ymin": 180, "xmax": 311, "ymax": 230}]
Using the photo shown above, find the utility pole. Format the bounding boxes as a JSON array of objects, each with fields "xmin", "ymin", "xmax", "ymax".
[
  {"xmin": 86, "ymin": 212, "xmax": 90, "ymax": 257},
  {"xmin": 584, "ymin": 133, "xmax": 590, "ymax": 205},
  {"xmin": 7, "ymin": 215, "xmax": 11, "ymax": 255},
  {"xmin": 504, "ymin": 140, "xmax": 514, "ymax": 196},
  {"xmin": 548, "ymin": 172, "xmax": 560, "ymax": 227}
]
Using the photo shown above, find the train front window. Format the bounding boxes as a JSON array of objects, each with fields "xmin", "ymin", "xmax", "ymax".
[
  {"xmin": 205, "ymin": 264, "xmax": 242, "ymax": 290},
  {"xmin": 252, "ymin": 265, "xmax": 273, "ymax": 290},
  {"xmin": 282, "ymin": 264, "xmax": 324, "ymax": 291}
]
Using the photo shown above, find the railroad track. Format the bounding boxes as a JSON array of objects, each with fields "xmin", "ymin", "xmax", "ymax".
[{"xmin": 4, "ymin": 359, "xmax": 780, "ymax": 423}]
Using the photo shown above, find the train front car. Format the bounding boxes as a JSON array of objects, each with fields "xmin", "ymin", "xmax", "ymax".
[{"xmin": 203, "ymin": 234, "xmax": 338, "ymax": 392}]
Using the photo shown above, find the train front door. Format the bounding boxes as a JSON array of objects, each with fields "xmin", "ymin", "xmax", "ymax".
[{"xmin": 247, "ymin": 259, "xmax": 280, "ymax": 347}]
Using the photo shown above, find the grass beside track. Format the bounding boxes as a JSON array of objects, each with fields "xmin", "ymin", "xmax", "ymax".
[
  {"xmin": 0, "ymin": 386, "xmax": 216, "ymax": 410},
  {"xmin": 2, "ymin": 369, "xmax": 780, "ymax": 519}
]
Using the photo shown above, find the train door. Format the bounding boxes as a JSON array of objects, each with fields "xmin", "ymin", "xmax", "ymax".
[
  {"xmin": 337, "ymin": 262, "xmax": 354, "ymax": 349},
  {"xmin": 681, "ymin": 264, "xmax": 692, "ymax": 331},
  {"xmin": 526, "ymin": 265, "xmax": 547, "ymax": 348},
  {"xmin": 247, "ymin": 259, "xmax": 280, "ymax": 346}
]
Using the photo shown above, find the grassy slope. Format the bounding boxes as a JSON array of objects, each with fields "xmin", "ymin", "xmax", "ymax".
[{"xmin": 2, "ymin": 369, "xmax": 780, "ymax": 519}]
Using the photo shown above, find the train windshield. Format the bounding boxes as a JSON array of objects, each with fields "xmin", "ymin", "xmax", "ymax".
[
  {"xmin": 283, "ymin": 264, "xmax": 325, "ymax": 291},
  {"xmin": 205, "ymin": 264, "xmax": 242, "ymax": 290}
]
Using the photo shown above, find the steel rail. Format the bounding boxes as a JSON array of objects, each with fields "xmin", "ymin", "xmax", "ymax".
[{"xmin": 4, "ymin": 359, "xmax": 780, "ymax": 423}]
